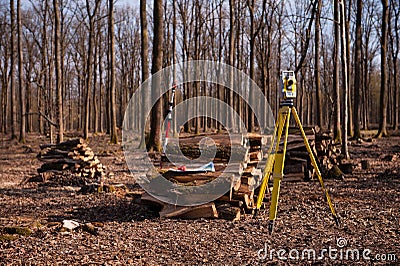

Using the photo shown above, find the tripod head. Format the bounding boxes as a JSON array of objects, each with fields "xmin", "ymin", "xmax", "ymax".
[{"xmin": 280, "ymin": 70, "xmax": 297, "ymax": 107}]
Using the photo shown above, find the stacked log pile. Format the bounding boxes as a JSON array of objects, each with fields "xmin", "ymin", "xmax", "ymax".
[
  {"xmin": 282, "ymin": 127, "xmax": 342, "ymax": 181},
  {"xmin": 227, "ymin": 133, "xmax": 266, "ymax": 211},
  {"xmin": 35, "ymin": 138, "xmax": 105, "ymax": 186},
  {"xmin": 142, "ymin": 133, "xmax": 270, "ymax": 220},
  {"xmin": 138, "ymin": 129, "xmax": 340, "ymax": 220}
]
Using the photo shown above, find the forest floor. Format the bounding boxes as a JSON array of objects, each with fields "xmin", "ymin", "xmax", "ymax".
[{"xmin": 0, "ymin": 132, "xmax": 399, "ymax": 265}]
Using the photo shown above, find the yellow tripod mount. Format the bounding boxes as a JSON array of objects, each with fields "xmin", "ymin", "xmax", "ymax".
[{"xmin": 254, "ymin": 104, "xmax": 340, "ymax": 233}]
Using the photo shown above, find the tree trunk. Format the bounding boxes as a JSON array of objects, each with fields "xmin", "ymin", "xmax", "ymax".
[
  {"xmin": 314, "ymin": 0, "xmax": 323, "ymax": 128},
  {"xmin": 345, "ymin": 0, "xmax": 353, "ymax": 137},
  {"xmin": 38, "ymin": 0, "xmax": 48, "ymax": 135},
  {"xmin": 339, "ymin": 0, "xmax": 349, "ymax": 158},
  {"xmin": 353, "ymin": 0, "xmax": 363, "ymax": 139},
  {"xmin": 10, "ymin": 0, "xmax": 17, "ymax": 140},
  {"xmin": 17, "ymin": 0, "xmax": 26, "ymax": 143},
  {"xmin": 138, "ymin": 0, "xmax": 150, "ymax": 145},
  {"xmin": 247, "ymin": 0, "xmax": 255, "ymax": 132},
  {"xmin": 84, "ymin": 0, "xmax": 100, "ymax": 140},
  {"xmin": 229, "ymin": 0, "xmax": 235, "ymax": 132},
  {"xmin": 54, "ymin": 0, "xmax": 63, "ymax": 143},
  {"xmin": 391, "ymin": 3, "xmax": 399, "ymax": 130},
  {"xmin": 139, "ymin": 0, "xmax": 150, "ymax": 148},
  {"xmin": 147, "ymin": 0, "xmax": 164, "ymax": 152},
  {"xmin": 376, "ymin": 0, "xmax": 389, "ymax": 137},
  {"xmin": 109, "ymin": 0, "xmax": 118, "ymax": 144}
]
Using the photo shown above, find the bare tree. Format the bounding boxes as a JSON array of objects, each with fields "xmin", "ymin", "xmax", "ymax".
[
  {"xmin": 109, "ymin": 0, "xmax": 118, "ymax": 144},
  {"xmin": 17, "ymin": 0, "xmax": 26, "ymax": 143},
  {"xmin": 228, "ymin": 0, "xmax": 235, "ymax": 131},
  {"xmin": 333, "ymin": 0, "xmax": 341, "ymax": 141},
  {"xmin": 353, "ymin": 0, "xmax": 363, "ymax": 139},
  {"xmin": 376, "ymin": 0, "xmax": 389, "ymax": 137},
  {"xmin": 246, "ymin": 0, "xmax": 266, "ymax": 132},
  {"xmin": 54, "ymin": 0, "xmax": 63, "ymax": 143},
  {"xmin": 389, "ymin": 0, "xmax": 399, "ymax": 130},
  {"xmin": 139, "ymin": 0, "xmax": 149, "ymax": 148},
  {"xmin": 314, "ymin": 0, "xmax": 322, "ymax": 128},
  {"xmin": 147, "ymin": 0, "xmax": 164, "ymax": 152},
  {"xmin": 84, "ymin": 0, "xmax": 101, "ymax": 140},
  {"xmin": 10, "ymin": 0, "xmax": 17, "ymax": 140},
  {"xmin": 0, "ymin": 10, "xmax": 8, "ymax": 134},
  {"xmin": 339, "ymin": 0, "xmax": 349, "ymax": 158}
]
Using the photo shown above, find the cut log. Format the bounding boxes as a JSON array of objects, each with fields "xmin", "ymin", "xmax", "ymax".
[
  {"xmin": 159, "ymin": 202, "xmax": 218, "ymax": 219},
  {"xmin": 216, "ymin": 204, "xmax": 241, "ymax": 221},
  {"xmin": 249, "ymin": 150, "xmax": 263, "ymax": 161},
  {"xmin": 246, "ymin": 133, "xmax": 271, "ymax": 147}
]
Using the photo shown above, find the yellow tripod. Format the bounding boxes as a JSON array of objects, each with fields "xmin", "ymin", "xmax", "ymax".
[{"xmin": 254, "ymin": 103, "xmax": 340, "ymax": 233}]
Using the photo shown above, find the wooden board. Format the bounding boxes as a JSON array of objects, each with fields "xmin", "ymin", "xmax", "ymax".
[{"xmin": 159, "ymin": 202, "xmax": 218, "ymax": 219}]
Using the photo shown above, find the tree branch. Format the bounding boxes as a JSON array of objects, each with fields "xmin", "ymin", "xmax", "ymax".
[
  {"xmin": 24, "ymin": 112, "xmax": 58, "ymax": 127},
  {"xmin": 294, "ymin": 0, "xmax": 319, "ymax": 74}
]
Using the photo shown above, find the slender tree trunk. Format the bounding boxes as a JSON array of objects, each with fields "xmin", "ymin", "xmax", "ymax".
[
  {"xmin": 353, "ymin": 0, "xmax": 363, "ymax": 139},
  {"xmin": 84, "ymin": 0, "xmax": 100, "ymax": 140},
  {"xmin": 194, "ymin": 2, "xmax": 200, "ymax": 135},
  {"xmin": 339, "ymin": 0, "xmax": 349, "ymax": 158},
  {"xmin": 54, "ymin": 0, "xmax": 63, "ymax": 143},
  {"xmin": 247, "ymin": 0, "xmax": 255, "ymax": 132},
  {"xmin": 109, "ymin": 0, "xmax": 118, "ymax": 144},
  {"xmin": 391, "ymin": 3, "xmax": 399, "ymax": 130},
  {"xmin": 139, "ymin": 0, "xmax": 150, "ymax": 148},
  {"xmin": 93, "ymin": 19, "xmax": 100, "ymax": 134},
  {"xmin": 147, "ymin": 0, "xmax": 164, "ymax": 152},
  {"xmin": 229, "ymin": 0, "xmax": 235, "ymax": 132},
  {"xmin": 10, "ymin": 0, "xmax": 17, "ymax": 140},
  {"xmin": 345, "ymin": 0, "xmax": 353, "ymax": 137},
  {"xmin": 314, "ymin": 0, "xmax": 323, "ymax": 128},
  {"xmin": 376, "ymin": 0, "xmax": 389, "ymax": 137},
  {"xmin": 17, "ymin": 0, "xmax": 26, "ymax": 143},
  {"xmin": 172, "ymin": 0, "xmax": 177, "ymax": 136},
  {"xmin": 38, "ymin": 0, "xmax": 48, "ymax": 135}
]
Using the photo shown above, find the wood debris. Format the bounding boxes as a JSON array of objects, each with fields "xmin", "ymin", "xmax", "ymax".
[{"xmin": 34, "ymin": 138, "xmax": 106, "ymax": 186}]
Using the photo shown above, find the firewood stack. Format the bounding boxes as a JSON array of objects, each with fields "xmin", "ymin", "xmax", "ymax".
[
  {"xmin": 36, "ymin": 138, "xmax": 105, "ymax": 186},
  {"xmin": 141, "ymin": 133, "xmax": 270, "ymax": 220},
  {"xmin": 138, "ymin": 128, "xmax": 340, "ymax": 220},
  {"xmin": 227, "ymin": 133, "xmax": 267, "ymax": 211},
  {"xmin": 282, "ymin": 127, "xmax": 341, "ymax": 181},
  {"xmin": 314, "ymin": 131, "xmax": 342, "ymax": 172}
]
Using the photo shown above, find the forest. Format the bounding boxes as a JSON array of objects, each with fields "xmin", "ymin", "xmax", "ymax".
[
  {"xmin": 0, "ymin": 0, "xmax": 399, "ymax": 148},
  {"xmin": 0, "ymin": 0, "xmax": 399, "ymax": 264}
]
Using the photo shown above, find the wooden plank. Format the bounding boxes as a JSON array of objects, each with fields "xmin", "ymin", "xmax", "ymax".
[
  {"xmin": 140, "ymin": 193, "xmax": 165, "ymax": 209},
  {"xmin": 216, "ymin": 195, "xmax": 244, "ymax": 208},
  {"xmin": 159, "ymin": 202, "xmax": 218, "ymax": 219}
]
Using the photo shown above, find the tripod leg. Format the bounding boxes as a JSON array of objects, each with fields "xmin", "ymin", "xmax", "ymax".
[
  {"xmin": 291, "ymin": 107, "xmax": 340, "ymax": 226},
  {"xmin": 268, "ymin": 153, "xmax": 284, "ymax": 233},
  {"xmin": 255, "ymin": 109, "xmax": 287, "ymax": 215},
  {"xmin": 268, "ymin": 107, "xmax": 290, "ymax": 232}
]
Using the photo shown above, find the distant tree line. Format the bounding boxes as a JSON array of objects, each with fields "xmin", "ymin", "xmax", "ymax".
[{"xmin": 0, "ymin": 0, "xmax": 398, "ymax": 153}]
